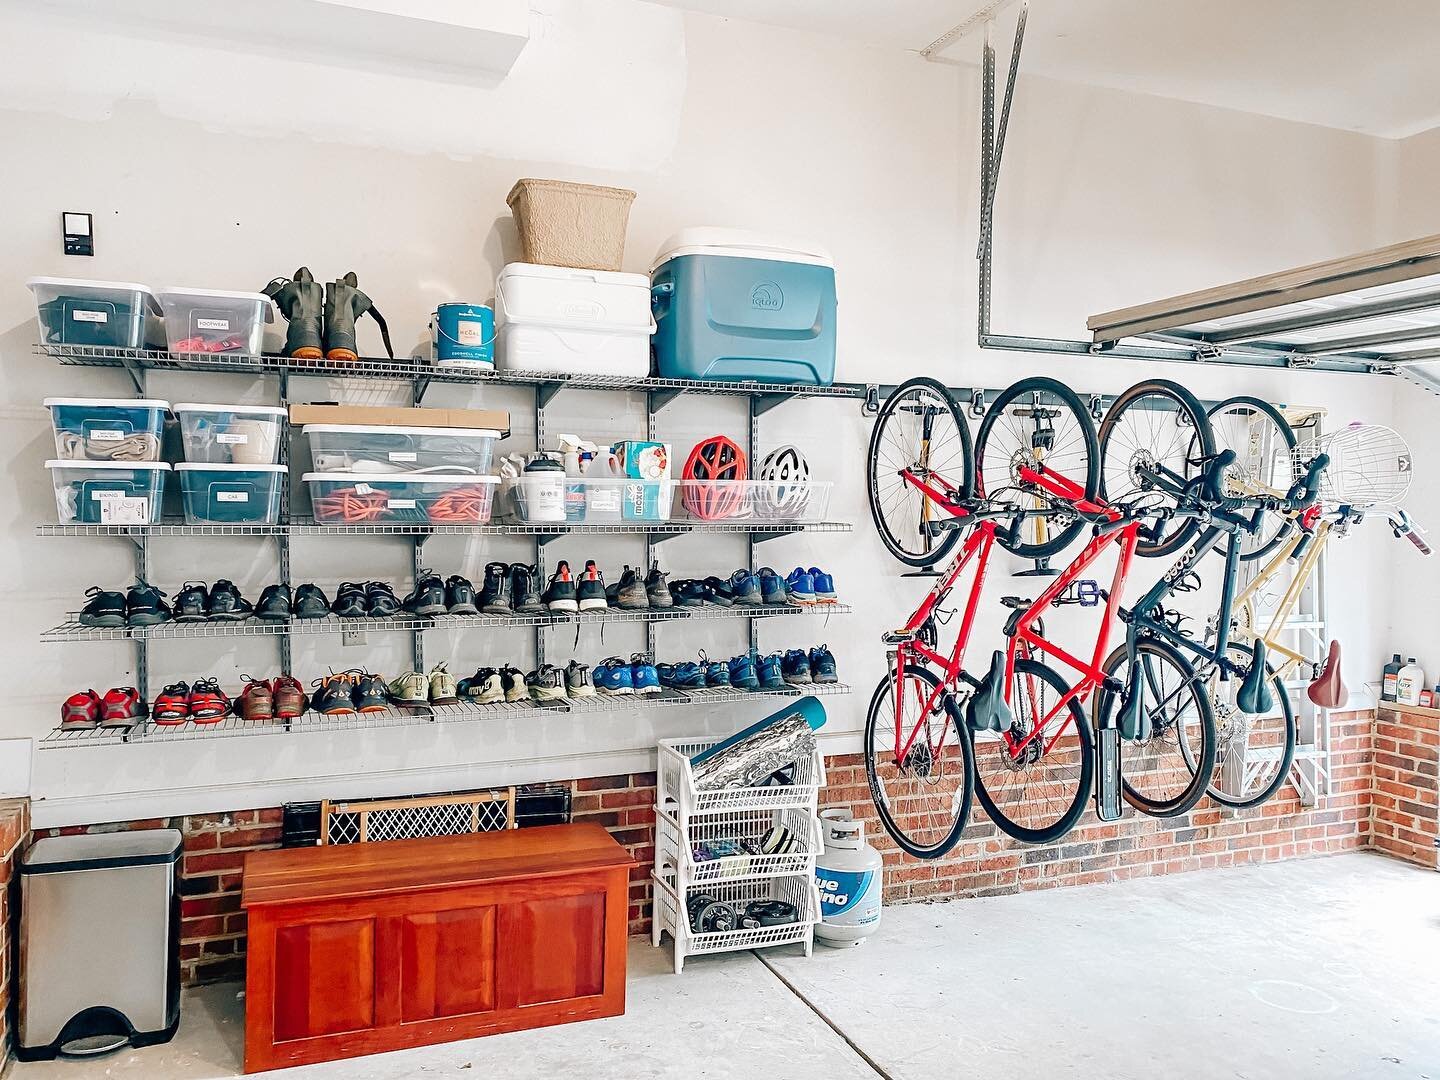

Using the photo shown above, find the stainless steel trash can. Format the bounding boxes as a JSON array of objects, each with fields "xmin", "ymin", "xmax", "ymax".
[{"xmin": 16, "ymin": 828, "xmax": 182, "ymax": 1060}]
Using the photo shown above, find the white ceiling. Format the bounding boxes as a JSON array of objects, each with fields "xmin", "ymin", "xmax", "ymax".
[{"xmin": 645, "ymin": 0, "xmax": 1440, "ymax": 139}]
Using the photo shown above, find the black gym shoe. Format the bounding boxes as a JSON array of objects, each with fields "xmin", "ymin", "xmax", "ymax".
[
  {"xmin": 402, "ymin": 569, "xmax": 447, "ymax": 616},
  {"xmin": 510, "ymin": 564, "xmax": 545, "ymax": 614},
  {"xmin": 479, "ymin": 562, "xmax": 511, "ymax": 615},
  {"xmin": 256, "ymin": 584, "xmax": 292, "ymax": 621},
  {"xmin": 173, "ymin": 581, "xmax": 209, "ymax": 622},
  {"xmin": 447, "ymin": 574, "xmax": 479, "ymax": 615},
  {"xmin": 331, "ymin": 581, "xmax": 368, "ymax": 618},
  {"xmin": 701, "ymin": 576, "xmax": 735, "ymax": 607},
  {"xmin": 607, "ymin": 565, "xmax": 649, "ymax": 610},
  {"xmin": 293, "ymin": 583, "xmax": 329, "ymax": 619},
  {"xmin": 79, "ymin": 586, "xmax": 127, "ymax": 628},
  {"xmin": 207, "ymin": 579, "xmax": 253, "ymax": 621},
  {"xmin": 365, "ymin": 581, "xmax": 400, "ymax": 618},
  {"xmin": 353, "ymin": 673, "xmax": 391, "ymax": 713},
  {"xmin": 577, "ymin": 560, "xmax": 608, "ymax": 612},
  {"xmin": 542, "ymin": 561, "xmax": 578, "ymax": 613},
  {"xmin": 645, "ymin": 560, "xmax": 673, "ymax": 609},
  {"xmin": 669, "ymin": 579, "xmax": 706, "ymax": 608},
  {"xmin": 125, "ymin": 581, "xmax": 170, "ymax": 626}
]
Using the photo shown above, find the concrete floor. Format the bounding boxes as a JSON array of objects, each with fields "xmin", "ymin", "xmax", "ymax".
[{"xmin": 9, "ymin": 853, "xmax": 1437, "ymax": 1079}]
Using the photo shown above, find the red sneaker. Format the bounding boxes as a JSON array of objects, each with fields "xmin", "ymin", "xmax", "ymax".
[
  {"xmin": 270, "ymin": 675, "xmax": 307, "ymax": 720},
  {"xmin": 152, "ymin": 681, "xmax": 191, "ymax": 725},
  {"xmin": 60, "ymin": 689, "xmax": 102, "ymax": 730},
  {"xmin": 188, "ymin": 677, "xmax": 231, "ymax": 723},
  {"xmin": 100, "ymin": 687, "xmax": 147, "ymax": 728},
  {"xmin": 238, "ymin": 677, "xmax": 274, "ymax": 722}
]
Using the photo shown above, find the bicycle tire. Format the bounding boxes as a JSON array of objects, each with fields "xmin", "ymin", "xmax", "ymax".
[
  {"xmin": 972, "ymin": 656, "xmax": 1094, "ymax": 844},
  {"xmin": 1201, "ymin": 642, "xmax": 1297, "ymax": 809},
  {"xmin": 1096, "ymin": 638, "xmax": 1216, "ymax": 817},
  {"xmin": 864, "ymin": 667, "xmax": 974, "ymax": 859},
  {"xmin": 1098, "ymin": 379, "xmax": 1215, "ymax": 558},
  {"xmin": 866, "ymin": 377, "xmax": 975, "ymax": 568},
  {"xmin": 975, "ymin": 376, "xmax": 1100, "ymax": 559},
  {"xmin": 1207, "ymin": 395, "xmax": 1297, "ymax": 563}
]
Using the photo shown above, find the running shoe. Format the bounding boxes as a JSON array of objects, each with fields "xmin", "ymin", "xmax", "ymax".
[
  {"xmin": 577, "ymin": 560, "xmax": 608, "ymax": 611},
  {"xmin": 645, "ymin": 561, "xmax": 673, "ymax": 609},
  {"xmin": 701, "ymin": 576, "xmax": 735, "ymax": 607},
  {"xmin": 207, "ymin": 580, "xmax": 253, "ymax": 621},
  {"xmin": 270, "ymin": 675, "xmax": 307, "ymax": 719},
  {"xmin": 499, "ymin": 664, "xmax": 528, "ymax": 703},
  {"xmin": 238, "ymin": 677, "xmax": 275, "ymax": 721},
  {"xmin": 809, "ymin": 644, "xmax": 838, "ymax": 684},
  {"xmin": 728, "ymin": 653, "xmax": 760, "ymax": 691},
  {"xmin": 543, "ymin": 561, "xmax": 578, "ymax": 613},
  {"xmin": 78, "ymin": 587, "xmax": 126, "ymax": 628},
  {"xmin": 365, "ymin": 582, "xmax": 400, "ymax": 618},
  {"xmin": 60, "ymin": 689, "xmax": 102, "ymax": 729},
  {"xmin": 314, "ymin": 672, "xmax": 359, "ymax": 715},
  {"xmin": 630, "ymin": 653, "xmax": 661, "ymax": 696},
  {"xmin": 607, "ymin": 565, "xmax": 649, "ymax": 610},
  {"xmin": 565, "ymin": 660, "xmax": 596, "ymax": 698},
  {"xmin": 510, "ymin": 564, "xmax": 545, "ymax": 615},
  {"xmin": 658, "ymin": 661, "xmax": 705, "ymax": 690},
  {"xmin": 173, "ymin": 581, "xmax": 209, "ymax": 622},
  {"xmin": 784, "ymin": 568, "xmax": 816, "ymax": 606},
  {"xmin": 293, "ymin": 583, "xmax": 329, "ymax": 619},
  {"xmin": 528, "ymin": 665, "xmax": 567, "ymax": 702},
  {"xmin": 479, "ymin": 562, "xmax": 511, "ymax": 615},
  {"xmin": 354, "ymin": 673, "xmax": 391, "ymax": 713},
  {"xmin": 188, "ymin": 678, "xmax": 231, "ymax": 722},
  {"xmin": 126, "ymin": 581, "xmax": 170, "ymax": 626},
  {"xmin": 756, "ymin": 653, "xmax": 786, "ymax": 691},
  {"xmin": 728, "ymin": 569, "xmax": 762, "ymax": 607},
  {"xmin": 428, "ymin": 663, "xmax": 459, "ymax": 706},
  {"xmin": 151, "ymin": 682, "xmax": 190, "ymax": 724},
  {"xmin": 387, "ymin": 671, "xmax": 429, "ymax": 707},
  {"xmin": 402, "ymin": 570, "xmax": 447, "ymax": 616},
  {"xmin": 460, "ymin": 668, "xmax": 505, "ymax": 704},
  {"xmin": 807, "ymin": 567, "xmax": 837, "ymax": 604},
  {"xmin": 669, "ymin": 579, "xmax": 706, "ymax": 608},
  {"xmin": 446, "ymin": 574, "xmax": 479, "ymax": 615},
  {"xmin": 331, "ymin": 581, "xmax": 368, "ymax": 618},
  {"xmin": 256, "ymin": 584, "xmax": 292, "ymax": 621},
  {"xmin": 701, "ymin": 654, "xmax": 731, "ymax": 688},
  {"xmin": 594, "ymin": 656, "xmax": 635, "ymax": 695},
  {"xmin": 758, "ymin": 568, "xmax": 789, "ymax": 606},
  {"xmin": 100, "ymin": 686, "xmax": 147, "ymax": 728},
  {"xmin": 781, "ymin": 649, "xmax": 813, "ymax": 685}
]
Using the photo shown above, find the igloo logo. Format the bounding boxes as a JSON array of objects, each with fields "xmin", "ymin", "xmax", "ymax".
[{"xmin": 751, "ymin": 281, "xmax": 784, "ymax": 310}]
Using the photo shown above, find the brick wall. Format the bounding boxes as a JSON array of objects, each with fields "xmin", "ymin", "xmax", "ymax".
[
  {"xmin": 1371, "ymin": 705, "xmax": 1439, "ymax": 870},
  {"xmin": 0, "ymin": 798, "xmax": 30, "ymax": 1070}
]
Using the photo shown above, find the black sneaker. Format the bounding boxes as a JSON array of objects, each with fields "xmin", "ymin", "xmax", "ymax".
[
  {"xmin": 79, "ymin": 586, "xmax": 127, "ymax": 628},
  {"xmin": 353, "ymin": 673, "xmax": 391, "ymax": 713},
  {"xmin": 479, "ymin": 562, "xmax": 510, "ymax": 615},
  {"xmin": 207, "ymin": 580, "xmax": 253, "ymax": 621},
  {"xmin": 256, "ymin": 584, "xmax": 292, "ymax": 621},
  {"xmin": 645, "ymin": 560, "xmax": 673, "ymax": 609},
  {"xmin": 173, "ymin": 581, "xmax": 209, "ymax": 622},
  {"xmin": 542, "ymin": 561, "xmax": 578, "ymax": 613},
  {"xmin": 447, "ymin": 574, "xmax": 479, "ymax": 615},
  {"xmin": 669, "ymin": 579, "xmax": 706, "ymax": 608},
  {"xmin": 607, "ymin": 565, "xmax": 649, "ymax": 610},
  {"xmin": 577, "ymin": 560, "xmax": 608, "ymax": 612},
  {"xmin": 365, "ymin": 582, "xmax": 400, "ymax": 618},
  {"xmin": 701, "ymin": 576, "xmax": 735, "ymax": 607},
  {"xmin": 125, "ymin": 581, "xmax": 170, "ymax": 626},
  {"xmin": 293, "ymin": 583, "xmax": 329, "ymax": 619},
  {"xmin": 499, "ymin": 664, "xmax": 527, "ymax": 703},
  {"xmin": 402, "ymin": 569, "xmax": 447, "ymax": 616},
  {"xmin": 331, "ymin": 582, "xmax": 368, "ymax": 618},
  {"xmin": 510, "ymin": 564, "xmax": 545, "ymax": 615}
]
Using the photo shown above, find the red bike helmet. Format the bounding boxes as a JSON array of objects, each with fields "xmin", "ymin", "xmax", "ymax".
[{"xmin": 682, "ymin": 435, "xmax": 748, "ymax": 519}]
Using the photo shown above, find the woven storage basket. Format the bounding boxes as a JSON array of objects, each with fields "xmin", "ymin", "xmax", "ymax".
[{"xmin": 506, "ymin": 179, "xmax": 637, "ymax": 271}]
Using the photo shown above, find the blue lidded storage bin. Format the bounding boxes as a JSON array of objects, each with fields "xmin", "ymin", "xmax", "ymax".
[
  {"xmin": 176, "ymin": 464, "xmax": 286, "ymax": 525},
  {"xmin": 46, "ymin": 460, "xmax": 169, "ymax": 524},
  {"xmin": 650, "ymin": 229, "xmax": 836, "ymax": 386}
]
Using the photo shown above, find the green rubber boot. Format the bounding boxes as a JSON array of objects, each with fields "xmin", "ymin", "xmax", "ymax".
[
  {"xmin": 324, "ymin": 272, "xmax": 393, "ymax": 362},
  {"xmin": 262, "ymin": 267, "xmax": 324, "ymax": 360}
]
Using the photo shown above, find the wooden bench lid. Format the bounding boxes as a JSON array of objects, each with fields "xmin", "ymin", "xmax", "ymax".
[{"xmin": 242, "ymin": 822, "xmax": 633, "ymax": 908}]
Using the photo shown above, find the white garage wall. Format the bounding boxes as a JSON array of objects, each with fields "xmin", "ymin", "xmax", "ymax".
[{"xmin": 0, "ymin": 1, "xmax": 1416, "ymax": 825}]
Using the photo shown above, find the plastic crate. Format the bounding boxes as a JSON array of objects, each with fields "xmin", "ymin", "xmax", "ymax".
[
  {"xmin": 44, "ymin": 398, "xmax": 169, "ymax": 463},
  {"xmin": 46, "ymin": 460, "xmax": 169, "ymax": 524},
  {"xmin": 651, "ymin": 865, "xmax": 819, "ymax": 973},
  {"xmin": 175, "ymin": 403, "xmax": 286, "ymax": 465},
  {"xmin": 28, "ymin": 277, "xmax": 163, "ymax": 349},
  {"xmin": 302, "ymin": 472, "xmax": 499, "ymax": 525},
  {"xmin": 156, "ymin": 287, "xmax": 273, "ymax": 355},
  {"xmin": 657, "ymin": 736, "xmax": 825, "ymax": 821},
  {"xmin": 676, "ymin": 480, "xmax": 832, "ymax": 523},
  {"xmin": 656, "ymin": 805, "xmax": 820, "ymax": 885},
  {"xmin": 176, "ymin": 463, "xmax": 286, "ymax": 525},
  {"xmin": 304, "ymin": 424, "xmax": 501, "ymax": 475},
  {"xmin": 508, "ymin": 476, "xmax": 673, "ymax": 523}
]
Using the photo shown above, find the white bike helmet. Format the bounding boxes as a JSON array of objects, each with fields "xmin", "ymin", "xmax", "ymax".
[{"xmin": 754, "ymin": 445, "xmax": 812, "ymax": 519}]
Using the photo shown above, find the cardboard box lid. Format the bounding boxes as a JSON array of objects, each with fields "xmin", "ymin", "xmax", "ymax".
[{"xmin": 288, "ymin": 404, "xmax": 510, "ymax": 436}]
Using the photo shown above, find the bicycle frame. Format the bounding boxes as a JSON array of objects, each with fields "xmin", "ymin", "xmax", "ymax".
[{"xmin": 1228, "ymin": 515, "xmax": 1332, "ymax": 680}]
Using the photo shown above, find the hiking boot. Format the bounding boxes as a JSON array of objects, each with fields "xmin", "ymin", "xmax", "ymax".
[
  {"xmin": 173, "ymin": 581, "xmax": 209, "ymax": 622},
  {"xmin": 313, "ymin": 672, "xmax": 358, "ymax": 716},
  {"xmin": 402, "ymin": 570, "xmax": 447, "ymax": 616},
  {"xmin": 577, "ymin": 560, "xmax": 608, "ymax": 611},
  {"xmin": 543, "ymin": 561, "xmax": 578, "ymax": 612},
  {"xmin": 527, "ymin": 665, "xmax": 567, "ymax": 703},
  {"xmin": 701, "ymin": 575, "xmax": 735, "ymax": 607},
  {"xmin": 126, "ymin": 581, "xmax": 170, "ymax": 626},
  {"xmin": 669, "ymin": 579, "xmax": 706, "ymax": 608},
  {"xmin": 324, "ymin": 271, "xmax": 393, "ymax": 362},
  {"xmin": 510, "ymin": 564, "xmax": 545, "ymax": 614},
  {"xmin": 645, "ymin": 561, "xmax": 673, "ymax": 609},
  {"xmin": 429, "ymin": 663, "xmax": 459, "ymax": 706},
  {"xmin": 270, "ymin": 675, "xmax": 307, "ymax": 719},
  {"xmin": 387, "ymin": 671, "xmax": 429, "ymax": 707},
  {"xmin": 756, "ymin": 653, "xmax": 786, "ymax": 691},
  {"xmin": 607, "ymin": 565, "xmax": 649, "ymax": 610},
  {"xmin": 809, "ymin": 644, "xmax": 838, "ymax": 684},
  {"xmin": 728, "ymin": 569, "xmax": 762, "ymax": 607},
  {"xmin": 594, "ymin": 657, "xmax": 634, "ymax": 695},
  {"xmin": 151, "ymin": 682, "xmax": 190, "ymax": 725},
  {"xmin": 207, "ymin": 580, "xmax": 253, "ymax": 621},
  {"xmin": 238, "ymin": 677, "xmax": 274, "ymax": 721},
  {"xmin": 808, "ymin": 567, "xmax": 837, "ymax": 603},
  {"xmin": 479, "ymin": 562, "xmax": 511, "ymax": 615},
  {"xmin": 758, "ymin": 567, "xmax": 789, "ymax": 606},
  {"xmin": 263, "ymin": 267, "xmax": 324, "ymax": 361},
  {"xmin": 781, "ymin": 649, "xmax": 813, "ymax": 685},
  {"xmin": 79, "ymin": 586, "xmax": 126, "ymax": 628},
  {"xmin": 630, "ymin": 653, "xmax": 661, "ymax": 696},
  {"xmin": 100, "ymin": 686, "xmax": 147, "ymax": 728},
  {"xmin": 499, "ymin": 664, "xmax": 527, "ymax": 703},
  {"xmin": 257, "ymin": 584, "xmax": 292, "ymax": 621},
  {"xmin": 354, "ymin": 673, "xmax": 391, "ymax": 713},
  {"xmin": 365, "ymin": 581, "xmax": 400, "ymax": 618},
  {"xmin": 331, "ymin": 581, "xmax": 368, "ymax": 618},
  {"xmin": 784, "ymin": 568, "xmax": 816, "ymax": 605},
  {"xmin": 188, "ymin": 677, "xmax": 231, "ymax": 722},
  {"xmin": 61, "ymin": 689, "xmax": 102, "ymax": 729},
  {"xmin": 293, "ymin": 583, "xmax": 330, "ymax": 619},
  {"xmin": 728, "ymin": 653, "xmax": 760, "ymax": 691},
  {"xmin": 564, "ymin": 660, "xmax": 596, "ymax": 698},
  {"xmin": 438, "ymin": 574, "xmax": 475, "ymax": 615}
]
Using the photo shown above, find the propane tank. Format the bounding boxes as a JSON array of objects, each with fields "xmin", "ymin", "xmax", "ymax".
[{"xmin": 814, "ymin": 808, "xmax": 883, "ymax": 947}]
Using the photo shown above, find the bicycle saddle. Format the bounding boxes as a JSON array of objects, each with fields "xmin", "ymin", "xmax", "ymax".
[
  {"xmin": 966, "ymin": 650, "xmax": 1014, "ymax": 733},
  {"xmin": 1307, "ymin": 639, "xmax": 1348, "ymax": 709},
  {"xmin": 1237, "ymin": 640, "xmax": 1276, "ymax": 715}
]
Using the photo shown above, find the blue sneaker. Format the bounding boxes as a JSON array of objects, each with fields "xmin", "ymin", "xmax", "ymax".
[
  {"xmin": 658, "ymin": 661, "xmax": 705, "ymax": 689},
  {"xmin": 728, "ymin": 569, "xmax": 762, "ymax": 607},
  {"xmin": 756, "ymin": 653, "xmax": 786, "ymax": 690},
  {"xmin": 781, "ymin": 649, "xmax": 813, "ymax": 685},
  {"xmin": 702, "ymin": 655, "xmax": 731, "ymax": 688},
  {"xmin": 594, "ymin": 656, "xmax": 634, "ymax": 696},
  {"xmin": 758, "ymin": 567, "xmax": 789, "ymax": 606},
  {"xmin": 728, "ymin": 654, "xmax": 760, "ymax": 690},
  {"xmin": 807, "ymin": 567, "xmax": 836, "ymax": 603},
  {"xmin": 630, "ymin": 653, "xmax": 661, "ymax": 696},
  {"xmin": 785, "ymin": 567, "xmax": 816, "ymax": 605},
  {"xmin": 809, "ymin": 644, "xmax": 838, "ymax": 683}
]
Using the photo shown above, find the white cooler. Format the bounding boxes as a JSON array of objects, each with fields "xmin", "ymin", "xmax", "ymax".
[{"xmin": 494, "ymin": 262, "xmax": 654, "ymax": 377}]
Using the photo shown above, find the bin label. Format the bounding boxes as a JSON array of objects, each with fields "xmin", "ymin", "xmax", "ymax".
[
  {"xmin": 196, "ymin": 318, "xmax": 231, "ymax": 331},
  {"xmin": 90, "ymin": 429, "xmax": 124, "ymax": 442},
  {"xmin": 73, "ymin": 309, "xmax": 108, "ymax": 324},
  {"xmin": 388, "ymin": 452, "xmax": 417, "ymax": 462},
  {"xmin": 388, "ymin": 498, "xmax": 417, "ymax": 510},
  {"xmin": 216, "ymin": 491, "xmax": 249, "ymax": 503},
  {"xmin": 100, "ymin": 497, "xmax": 149, "ymax": 525},
  {"xmin": 216, "ymin": 433, "xmax": 248, "ymax": 445}
]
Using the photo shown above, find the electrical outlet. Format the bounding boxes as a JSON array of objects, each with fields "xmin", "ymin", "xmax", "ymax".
[{"xmin": 342, "ymin": 629, "xmax": 367, "ymax": 647}]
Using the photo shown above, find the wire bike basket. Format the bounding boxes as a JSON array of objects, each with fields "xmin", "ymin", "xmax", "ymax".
[{"xmin": 1293, "ymin": 423, "xmax": 1412, "ymax": 508}]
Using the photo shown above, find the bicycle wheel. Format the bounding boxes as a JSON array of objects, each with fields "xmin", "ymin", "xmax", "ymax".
[
  {"xmin": 972, "ymin": 657, "xmax": 1093, "ymax": 844},
  {"xmin": 1096, "ymin": 639, "xmax": 1216, "ymax": 817},
  {"xmin": 864, "ymin": 667, "xmax": 974, "ymax": 859},
  {"xmin": 1207, "ymin": 396, "xmax": 1296, "ymax": 562},
  {"xmin": 1098, "ymin": 379, "xmax": 1215, "ymax": 557},
  {"xmin": 975, "ymin": 377, "xmax": 1100, "ymax": 559},
  {"xmin": 866, "ymin": 377, "xmax": 975, "ymax": 567},
  {"xmin": 1200, "ymin": 642, "xmax": 1296, "ymax": 809}
]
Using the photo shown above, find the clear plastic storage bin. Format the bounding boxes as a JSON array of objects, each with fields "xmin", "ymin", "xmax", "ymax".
[
  {"xmin": 156, "ymin": 287, "xmax": 273, "ymax": 355},
  {"xmin": 176, "ymin": 463, "xmax": 286, "ymax": 525},
  {"xmin": 44, "ymin": 398, "xmax": 169, "ymax": 462},
  {"xmin": 676, "ymin": 480, "xmax": 832, "ymax": 523},
  {"xmin": 303, "ymin": 473, "xmax": 499, "ymax": 525},
  {"xmin": 46, "ymin": 460, "xmax": 169, "ymax": 525},
  {"xmin": 174, "ymin": 404, "xmax": 286, "ymax": 465},
  {"xmin": 28, "ymin": 278, "xmax": 163, "ymax": 350},
  {"xmin": 507, "ymin": 476, "xmax": 673, "ymax": 523},
  {"xmin": 304, "ymin": 425, "xmax": 500, "ymax": 475}
]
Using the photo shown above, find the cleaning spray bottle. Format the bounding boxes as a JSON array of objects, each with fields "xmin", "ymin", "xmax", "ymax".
[{"xmin": 556, "ymin": 434, "xmax": 598, "ymax": 524}]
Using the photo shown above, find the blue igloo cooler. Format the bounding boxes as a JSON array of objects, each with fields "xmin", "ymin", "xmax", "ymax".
[{"xmin": 651, "ymin": 229, "xmax": 836, "ymax": 385}]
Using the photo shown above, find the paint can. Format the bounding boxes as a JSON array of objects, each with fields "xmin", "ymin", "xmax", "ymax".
[{"xmin": 431, "ymin": 302, "xmax": 495, "ymax": 368}]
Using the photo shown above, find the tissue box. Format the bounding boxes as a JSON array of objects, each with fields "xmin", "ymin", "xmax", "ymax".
[{"xmin": 613, "ymin": 441, "xmax": 670, "ymax": 480}]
